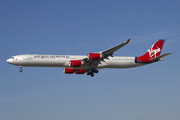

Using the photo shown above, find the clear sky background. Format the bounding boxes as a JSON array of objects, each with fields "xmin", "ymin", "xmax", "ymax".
[{"xmin": 0, "ymin": 0, "xmax": 180, "ymax": 120}]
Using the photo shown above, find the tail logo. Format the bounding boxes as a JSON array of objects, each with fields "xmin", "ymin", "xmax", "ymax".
[{"xmin": 148, "ymin": 45, "xmax": 161, "ymax": 58}]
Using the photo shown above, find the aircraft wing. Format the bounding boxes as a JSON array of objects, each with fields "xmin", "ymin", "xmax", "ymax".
[
  {"xmin": 82, "ymin": 39, "xmax": 130, "ymax": 63},
  {"xmin": 99, "ymin": 38, "xmax": 130, "ymax": 57}
]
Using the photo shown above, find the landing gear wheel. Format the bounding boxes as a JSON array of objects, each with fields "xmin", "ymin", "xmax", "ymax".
[
  {"xmin": 90, "ymin": 73, "xmax": 94, "ymax": 77},
  {"xmin": 87, "ymin": 72, "xmax": 90, "ymax": 75},
  {"xmin": 19, "ymin": 66, "xmax": 23, "ymax": 72},
  {"xmin": 94, "ymin": 70, "xmax": 99, "ymax": 73}
]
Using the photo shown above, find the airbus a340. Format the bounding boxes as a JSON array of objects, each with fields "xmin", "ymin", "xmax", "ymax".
[{"xmin": 7, "ymin": 39, "xmax": 171, "ymax": 77}]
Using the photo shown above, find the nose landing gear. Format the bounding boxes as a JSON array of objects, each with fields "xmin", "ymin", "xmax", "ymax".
[{"xmin": 19, "ymin": 66, "xmax": 23, "ymax": 72}]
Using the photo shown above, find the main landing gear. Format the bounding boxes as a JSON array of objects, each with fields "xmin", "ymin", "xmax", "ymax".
[
  {"xmin": 19, "ymin": 66, "xmax": 23, "ymax": 72},
  {"xmin": 87, "ymin": 68, "xmax": 99, "ymax": 77}
]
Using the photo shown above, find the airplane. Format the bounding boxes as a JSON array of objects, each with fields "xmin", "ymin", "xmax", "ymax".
[{"xmin": 6, "ymin": 39, "xmax": 171, "ymax": 77}]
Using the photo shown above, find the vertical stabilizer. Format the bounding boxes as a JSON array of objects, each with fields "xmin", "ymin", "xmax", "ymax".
[{"xmin": 135, "ymin": 40, "xmax": 165, "ymax": 63}]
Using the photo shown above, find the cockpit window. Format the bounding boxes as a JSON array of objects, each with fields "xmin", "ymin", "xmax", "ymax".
[{"xmin": 11, "ymin": 57, "xmax": 14, "ymax": 59}]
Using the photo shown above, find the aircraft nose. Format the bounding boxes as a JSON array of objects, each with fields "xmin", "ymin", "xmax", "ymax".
[{"xmin": 6, "ymin": 59, "xmax": 12, "ymax": 63}]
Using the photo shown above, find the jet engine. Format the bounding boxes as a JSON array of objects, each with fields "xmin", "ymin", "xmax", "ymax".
[
  {"xmin": 63, "ymin": 68, "xmax": 75, "ymax": 74},
  {"xmin": 63, "ymin": 68, "xmax": 85, "ymax": 74},
  {"xmin": 75, "ymin": 69, "xmax": 85, "ymax": 74},
  {"xmin": 88, "ymin": 53, "xmax": 102, "ymax": 60},
  {"xmin": 69, "ymin": 60, "xmax": 82, "ymax": 67}
]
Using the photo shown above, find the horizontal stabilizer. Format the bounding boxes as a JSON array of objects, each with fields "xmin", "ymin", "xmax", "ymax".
[{"xmin": 150, "ymin": 52, "xmax": 172, "ymax": 62}]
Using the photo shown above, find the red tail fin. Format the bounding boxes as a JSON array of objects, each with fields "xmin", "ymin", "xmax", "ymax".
[{"xmin": 136, "ymin": 40, "xmax": 165, "ymax": 63}]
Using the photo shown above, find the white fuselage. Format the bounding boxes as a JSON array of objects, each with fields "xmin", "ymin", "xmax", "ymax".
[
  {"xmin": 6, "ymin": 39, "xmax": 170, "ymax": 77},
  {"xmin": 6, "ymin": 54, "xmax": 147, "ymax": 70}
]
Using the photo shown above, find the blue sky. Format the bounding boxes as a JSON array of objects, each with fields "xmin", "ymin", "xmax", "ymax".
[{"xmin": 0, "ymin": 0, "xmax": 180, "ymax": 120}]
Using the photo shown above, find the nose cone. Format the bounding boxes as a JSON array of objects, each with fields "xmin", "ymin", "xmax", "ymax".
[{"xmin": 6, "ymin": 59, "xmax": 12, "ymax": 64}]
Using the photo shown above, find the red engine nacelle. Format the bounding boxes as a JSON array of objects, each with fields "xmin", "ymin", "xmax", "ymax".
[
  {"xmin": 63, "ymin": 68, "xmax": 75, "ymax": 74},
  {"xmin": 88, "ymin": 53, "xmax": 102, "ymax": 60},
  {"xmin": 75, "ymin": 69, "xmax": 85, "ymax": 74},
  {"xmin": 63, "ymin": 68, "xmax": 85, "ymax": 74},
  {"xmin": 69, "ymin": 60, "xmax": 82, "ymax": 67}
]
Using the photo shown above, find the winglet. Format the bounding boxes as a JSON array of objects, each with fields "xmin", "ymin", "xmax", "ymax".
[{"xmin": 124, "ymin": 38, "xmax": 131, "ymax": 43}]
